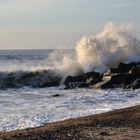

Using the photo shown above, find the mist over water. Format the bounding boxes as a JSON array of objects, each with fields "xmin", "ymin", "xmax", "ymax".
[{"xmin": 50, "ymin": 23, "xmax": 140, "ymax": 76}]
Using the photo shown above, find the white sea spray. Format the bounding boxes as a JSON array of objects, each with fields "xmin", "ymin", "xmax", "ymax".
[{"xmin": 49, "ymin": 23, "xmax": 140, "ymax": 76}]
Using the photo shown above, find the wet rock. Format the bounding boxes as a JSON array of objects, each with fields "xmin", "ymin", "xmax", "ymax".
[
  {"xmin": 109, "ymin": 62, "xmax": 137, "ymax": 74},
  {"xmin": 64, "ymin": 76, "xmax": 85, "ymax": 89},
  {"xmin": 64, "ymin": 61, "xmax": 140, "ymax": 90},
  {"xmin": 124, "ymin": 66, "xmax": 140, "ymax": 88},
  {"xmin": 77, "ymin": 83, "xmax": 88, "ymax": 88},
  {"xmin": 94, "ymin": 80, "xmax": 114, "ymax": 89},
  {"xmin": 65, "ymin": 81, "xmax": 86, "ymax": 89},
  {"xmin": 129, "ymin": 66, "xmax": 140, "ymax": 75},
  {"xmin": 110, "ymin": 74, "xmax": 129, "ymax": 85},
  {"xmin": 64, "ymin": 72, "xmax": 101, "ymax": 89},
  {"xmin": 117, "ymin": 65, "xmax": 140, "ymax": 89},
  {"xmin": 93, "ymin": 73, "xmax": 130, "ymax": 89},
  {"xmin": 102, "ymin": 66, "xmax": 140, "ymax": 89},
  {"xmin": 131, "ymin": 78, "xmax": 140, "ymax": 89},
  {"xmin": 64, "ymin": 76, "xmax": 85, "ymax": 85},
  {"xmin": 86, "ymin": 74, "xmax": 103, "ymax": 86},
  {"xmin": 109, "ymin": 68, "xmax": 118, "ymax": 73},
  {"xmin": 117, "ymin": 62, "xmax": 137, "ymax": 74},
  {"xmin": 52, "ymin": 94, "xmax": 61, "ymax": 97},
  {"xmin": 93, "ymin": 74, "xmax": 113, "ymax": 89},
  {"xmin": 84, "ymin": 72, "xmax": 101, "ymax": 79},
  {"xmin": 125, "ymin": 78, "xmax": 140, "ymax": 89}
]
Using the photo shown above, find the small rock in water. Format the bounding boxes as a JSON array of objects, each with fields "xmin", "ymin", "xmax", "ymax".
[{"xmin": 52, "ymin": 94, "xmax": 61, "ymax": 97}]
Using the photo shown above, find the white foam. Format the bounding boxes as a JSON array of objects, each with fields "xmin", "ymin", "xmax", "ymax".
[
  {"xmin": 0, "ymin": 87, "xmax": 140, "ymax": 131},
  {"xmin": 50, "ymin": 23, "xmax": 140, "ymax": 76}
]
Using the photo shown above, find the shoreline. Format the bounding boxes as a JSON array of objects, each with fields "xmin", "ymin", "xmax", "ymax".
[{"xmin": 0, "ymin": 105, "xmax": 140, "ymax": 140}]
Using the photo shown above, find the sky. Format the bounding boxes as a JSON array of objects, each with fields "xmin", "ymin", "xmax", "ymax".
[{"xmin": 0, "ymin": 0, "xmax": 140, "ymax": 49}]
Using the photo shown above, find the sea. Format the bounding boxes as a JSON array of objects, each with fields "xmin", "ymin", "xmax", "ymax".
[
  {"xmin": 1, "ymin": 23, "xmax": 140, "ymax": 131},
  {"xmin": 0, "ymin": 49, "xmax": 140, "ymax": 132}
]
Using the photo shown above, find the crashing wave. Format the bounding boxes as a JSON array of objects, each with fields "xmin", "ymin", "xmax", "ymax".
[
  {"xmin": 0, "ymin": 70, "xmax": 62, "ymax": 89},
  {"xmin": 1, "ymin": 23, "xmax": 140, "ymax": 89},
  {"xmin": 49, "ymin": 23, "xmax": 140, "ymax": 76}
]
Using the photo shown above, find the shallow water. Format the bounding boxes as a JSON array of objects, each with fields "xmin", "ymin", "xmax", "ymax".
[{"xmin": 0, "ymin": 86, "xmax": 140, "ymax": 131}]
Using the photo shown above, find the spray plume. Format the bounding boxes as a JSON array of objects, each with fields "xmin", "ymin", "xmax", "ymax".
[{"xmin": 49, "ymin": 23, "xmax": 140, "ymax": 76}]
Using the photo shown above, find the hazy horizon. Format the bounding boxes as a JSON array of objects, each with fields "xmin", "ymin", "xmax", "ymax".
[{"xmin": 0, "ymin": 0, "xmax": 140, "ymax": 50}]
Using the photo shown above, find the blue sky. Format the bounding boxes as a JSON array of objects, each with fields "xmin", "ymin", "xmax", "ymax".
[{"xmin": 0, "ymin": 0, "xmax": 139, "ymax": 49}]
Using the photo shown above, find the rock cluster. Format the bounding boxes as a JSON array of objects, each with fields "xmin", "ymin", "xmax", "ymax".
[{"xmin": 64, "ymin": 61, "xmax": 140, "ymax": 90}]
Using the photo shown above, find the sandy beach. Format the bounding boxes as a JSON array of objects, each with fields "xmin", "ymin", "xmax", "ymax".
[{"xmin": 0, "ymin": 105, "xmax": 140, "ymax": 140}]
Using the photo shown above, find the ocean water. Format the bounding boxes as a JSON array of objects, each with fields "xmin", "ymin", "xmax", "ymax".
[
  {"xmin": 1, "ymin": 23, "xmax": 140, "ymax": 131},
  {"xmin": 0, "ymin": 49, "xmax": 140, "ymax": 132}
]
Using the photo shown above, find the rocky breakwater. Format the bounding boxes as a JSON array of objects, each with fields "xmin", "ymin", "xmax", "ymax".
[{"xmin": 64, "ymin": 61, "xmax": 140, "ymax": 90}]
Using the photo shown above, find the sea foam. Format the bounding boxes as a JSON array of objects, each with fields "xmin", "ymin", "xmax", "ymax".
[{"xmin": 49, "ymin": 23, "xmax": 140, "ymax": 76}]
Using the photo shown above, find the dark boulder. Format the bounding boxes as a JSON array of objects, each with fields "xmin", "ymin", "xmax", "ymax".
[
  {"xmin": 64, "ymin": 75, "xmax": 85, "ymax": 89},
  {"xmin": 86, "ymin": 74, "xmax": 103, "ymax": 86},
  {"xmin": 126, "ymin": 66, "xmax": 140, "ymax": 85},
  {"xmin": 129, "ymin": 66, "xmax": 140, "ymax": 75},
  {"xmin": 110, "ymin": 74, "xmax": 129, "ymax": 85},
  {"xmin": 64, "ymin": 61, "xmax": 140, "ymax": 90},
  {"xmin": 64, "ymin": 72, "xmax": 102, "ymax": 89},
  {"xmin": 131, "ymin": 78, "xmax": 140, "ymax": 89},
  {"xmin": 125, "ymin": 78, "xmax": 140, "ymax": 89},
  {"xmin": 117, "ymin": 62, "xmax": 137, "ymax": 74},
  {"xmin": 109, "ymin": 68, "xmax": 118, "ymax": 73},
  {"xmin": 77, "ymin": 83, "xmax": 88, "ymax": 88},
  {"xmin": 94, "ymin": 80, "xmax": 114, "ymax": 89},
  {"xmin": 93, "ymin": 74, "xmax": 113, "ymax": 89},
  {"xmin": 52, "ymin": 94, "xmax": 61, "ymax": 97},
  {"xmin": 64, "ymin": 76, "xmax": 85, "ymax": 85},
  {"xmin": 101, "ymin": 63, "xmax": 140, "ymax": 89},
  {"xmin": 109, "ymin": 62, "xmax": 137, "ymax": 74},
  {"xmin": 93, "ymin": 73, "xmax": 129, "ymax": 89},
  {"xmin": 84, "ymin": 72, "xmax": 101, "ymax": 79},
  {"xmin": 123, "ymin": 66, "xmax": 140, "ymax": 89}
]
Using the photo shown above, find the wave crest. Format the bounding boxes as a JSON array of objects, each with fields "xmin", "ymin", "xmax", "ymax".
[
  {"xmin": 0, "ymin": 70, "xmax": 61, "ymax": 89},
  {"xmin": 50, "ymin": 23, "xmax": 140, "ymax": 76}
]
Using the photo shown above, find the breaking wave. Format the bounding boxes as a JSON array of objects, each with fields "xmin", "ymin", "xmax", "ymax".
[
  {"xmin": 0, "ymin": 22, "xmax": 140, "ymax": 89},
  {"xmin": 0, "ymin": 70, "xmax": 61, "ymax": 89},
  {"xmin": 50, "ymin": 22, "xmax": 140, "ymax": 76}
]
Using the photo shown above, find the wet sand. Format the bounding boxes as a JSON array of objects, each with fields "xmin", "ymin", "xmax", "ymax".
[{"xmin": 0, "ymin": 105, "xmax": 140, "ymax": 140}]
